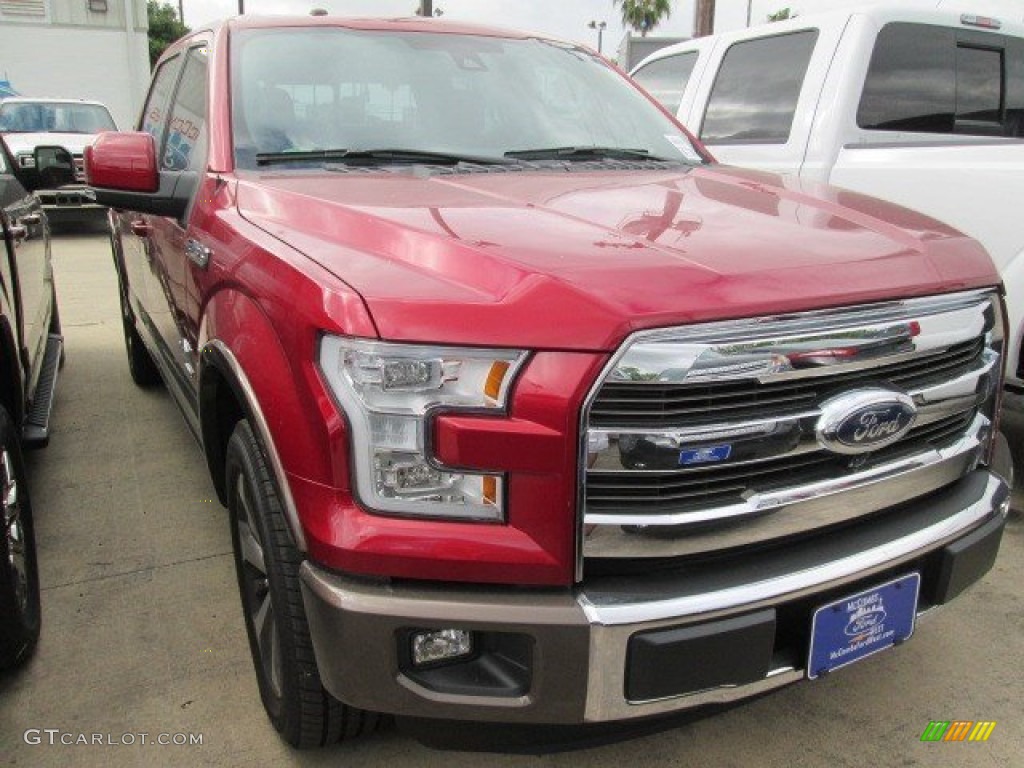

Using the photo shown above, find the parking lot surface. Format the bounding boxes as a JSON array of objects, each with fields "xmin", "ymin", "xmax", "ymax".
[{"xmin": 2, "ymin": 231, "xmax": 1022, "ymax": 767}]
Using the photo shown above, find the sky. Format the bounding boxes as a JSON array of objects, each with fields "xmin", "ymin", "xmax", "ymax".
[
  {"xmin": 175, "ymin": 0, "xmax": 878, "ymax": 51},
  {"xmin": 176, "ymin": 1, "xmax": 1024, "ymax": 55}
]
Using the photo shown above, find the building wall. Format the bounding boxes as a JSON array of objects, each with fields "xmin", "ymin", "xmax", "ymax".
[
  {"xmin": 616, "ymin": 35, "xmax": 689, "ymax": 71},
  {"xmin": 0, "ymin": 0, "xmax": 150, "ymax": 129}
]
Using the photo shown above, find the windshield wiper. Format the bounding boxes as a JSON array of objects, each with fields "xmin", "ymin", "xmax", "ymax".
[
  {"xmin": 255, "ymin": 148, "xmax": 515, "ymax": 167},
  {"xmin": 503, "ymin": 146, "xmax": 674, "ymax": 162}
]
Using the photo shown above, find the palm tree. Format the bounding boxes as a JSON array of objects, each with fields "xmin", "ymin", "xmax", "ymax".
[
  {"xmin": 614, "ymin": 0, "xmax": 673, "ymax": 38},
  {"xmin": 767, "ymin": 8, "xmax": 794, "ymax": 22}
]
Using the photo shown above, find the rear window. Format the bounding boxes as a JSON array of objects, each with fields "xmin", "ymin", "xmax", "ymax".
[
  {"xmin": 701, "ymin": 30, "xmax": 818, "ymax": 144},
  {"xmin": 858, "ymin": 22, "xmax": 1024, "ymax": 137},
  {"xmin": 632, "ymin": 52, "xmax": 698, "ymax": 115}
]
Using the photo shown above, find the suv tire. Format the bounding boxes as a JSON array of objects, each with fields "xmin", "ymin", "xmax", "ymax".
[
  {"xmin": 0, "ymin": 405, "xmax": 41, "ymax": 670},
  {"xmin": 225, "ymin": 418, "xmax": 381, "ymax": 747}
]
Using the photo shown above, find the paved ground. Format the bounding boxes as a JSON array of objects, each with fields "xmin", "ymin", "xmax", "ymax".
[{"xmin": 1, "ymin": 231, "xmax": 1022, "ymax": 767}]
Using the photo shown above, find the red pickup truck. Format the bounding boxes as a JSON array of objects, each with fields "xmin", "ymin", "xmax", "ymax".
[{"xmin": 86, "ymin": 16, "xmax": 1014, "ymax": 748}]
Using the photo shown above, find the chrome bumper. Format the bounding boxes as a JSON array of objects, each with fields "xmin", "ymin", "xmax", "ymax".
[
  {"xmin": 300, "ymin": 468, "xmax": 1010, "ymax": 725},
  {"xmin": 36, "ymin": 185, "xmax": 104, "ymax": 211}
]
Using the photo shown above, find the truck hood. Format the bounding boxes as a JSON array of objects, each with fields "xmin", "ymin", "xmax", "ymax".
[
  {"xmin": 236, "ymin": 164, "xmax": 998, "ymax": 351},
  {"xmin": 3, "ymin": 132, "xmax": 99, "ymax": 156}
]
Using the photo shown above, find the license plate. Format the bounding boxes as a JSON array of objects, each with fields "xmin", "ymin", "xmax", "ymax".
[{"xmin": 807, "ymin": 572, "xmax": 920, "ymax": 680}]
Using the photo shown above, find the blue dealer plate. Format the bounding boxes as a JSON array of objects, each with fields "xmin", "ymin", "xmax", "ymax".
[
  {"xmin": 807, "ymin": 572, "xmax": 920, "ymax": 680},
  {"xmin": 679, "ymin": 444, "xmax": 731, "ymax": 466}
]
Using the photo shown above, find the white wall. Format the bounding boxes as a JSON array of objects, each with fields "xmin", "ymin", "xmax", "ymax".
[{"xmin": 0, "ymin": 24, "xmax": 150, "ymax": 130}]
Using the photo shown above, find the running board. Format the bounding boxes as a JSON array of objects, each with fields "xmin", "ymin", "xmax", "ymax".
[{"xmin": 23, "ymin": 333, "xmax": 63, "ymax": 448}]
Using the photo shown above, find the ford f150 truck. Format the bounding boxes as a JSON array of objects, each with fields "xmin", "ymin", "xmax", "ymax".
[
  {"xmin": 86, "ymin": 15, "xmax": 1013, "ymax": 749},
  {"xmin": 0, "ymin": 136, "xmax": 64, "ymax": 670},
  {"xmin": 631, "ymin": 1, "xmax": 1024, "ymax": 462}
]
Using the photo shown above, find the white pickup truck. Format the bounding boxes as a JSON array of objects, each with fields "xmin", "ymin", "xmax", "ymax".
[{"xmin": 632, "ymin": 1, "xmax": 1024, "ymax": 439}]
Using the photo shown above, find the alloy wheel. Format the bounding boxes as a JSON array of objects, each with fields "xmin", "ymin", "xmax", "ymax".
[
  {"xmin": 1, "ymin": 449, "xmax": 28, "ymax": 614},
  {"xmin": 235, "ymin": 473, "xmax": 283, "ymax": 698}
]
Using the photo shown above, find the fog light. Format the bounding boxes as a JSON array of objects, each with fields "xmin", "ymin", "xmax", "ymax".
[{"xmin": 411, "ymin": 629, "xmax": 473, "ymax": 666}]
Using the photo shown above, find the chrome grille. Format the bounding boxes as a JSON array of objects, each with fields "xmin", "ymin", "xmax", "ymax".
[
  {"xmin": 586, "ymin": 411, "xmax": 973, "ymax": 516},
  {"xmin": 579, "ymin": 290, "xmax": 1003, "ymax": 567},
  {"xmin": 589, "ymin": 338, "xmax": 984, "ymax": 427}
]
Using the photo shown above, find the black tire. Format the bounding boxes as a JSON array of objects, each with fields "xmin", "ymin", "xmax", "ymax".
[
  {"xmin": 0, "ymin": 405, "xmax": 40, "ymax": 670},
  {"xmin": 117, "ymin": 282, "xmax": 161, "ymax": 387},
  {"xmin": 226, "ymin": 419, "xmax": 380, "ymax": 747}
]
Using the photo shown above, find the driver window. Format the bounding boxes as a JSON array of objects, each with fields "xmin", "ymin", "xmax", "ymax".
[
  {"xmin": 139, "ymin": 54, "xmax": 183, "ymax": 154},
  {"xmin": 162, "ymin": 46, "xmax": 209, "ymax": 172}
]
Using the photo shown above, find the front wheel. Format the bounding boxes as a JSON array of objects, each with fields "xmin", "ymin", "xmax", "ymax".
[
  {"xmin": 225, "ymin": 419, "xmax": 381, "ymax": 747},
  {"xmin": 0, "ymin": 405, "xmax": 40, "ymax": 670}
]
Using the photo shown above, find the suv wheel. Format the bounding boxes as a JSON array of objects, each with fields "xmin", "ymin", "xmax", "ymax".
[
  {"xmin": 0, "ymin": 406, "xmax": 40, "ymax": 670},
  {"xmin": 225, "ymin": 419, "xmax": 381, "ymax": 747}
]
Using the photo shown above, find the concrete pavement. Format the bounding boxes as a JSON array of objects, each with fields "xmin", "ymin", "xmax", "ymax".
[{"xmin": 1, "ymin": 231, "xmax": 1021, "ymax": 767}]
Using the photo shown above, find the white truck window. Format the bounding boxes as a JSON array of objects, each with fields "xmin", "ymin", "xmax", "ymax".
[
  {"xmin": 858, "ymin": 22, "xmax": 1024, "ymax": 137},
  {"xmin": 632, "ymin": 52, "xmax": 698, "ymax": 114},
  {"xmin": 700, "ymin": 30, "xmax": 817, "ymax": 145}
]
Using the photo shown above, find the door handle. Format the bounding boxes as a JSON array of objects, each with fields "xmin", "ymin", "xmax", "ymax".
[
  {"xmin": 9, "ymin": 224, "xmax": 27, "ymax": 241},
  {"xmin": 130, "ymin": 220, "xmax": 152, "ymax": 238},
  {"xmin": 185, "ymin": 238, "xmax": 211, "ymax": 269},
  {"xmin": 21, "ymin": 213, "xmax": 42, "ymax": 225}
]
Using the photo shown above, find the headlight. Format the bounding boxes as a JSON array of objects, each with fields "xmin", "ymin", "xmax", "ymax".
[{"xmin": 319, "ymin": 336, "xmax": 527, "ymax": 521}]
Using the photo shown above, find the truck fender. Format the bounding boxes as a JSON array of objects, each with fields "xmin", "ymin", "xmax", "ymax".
[
  {"xmin": 0, "ymin": 316, "xmax": 24, "ymax": 426},
  {"xmin": 197, "ymin": 288, "xmax": 318, "ymax": 552}
]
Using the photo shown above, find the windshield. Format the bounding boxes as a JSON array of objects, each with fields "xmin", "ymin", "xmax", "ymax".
[
  {"xmin": 0, "ymin": 102, "xmax": 116, "ymax": 134},
  {"xmin": 231, "ymin": 28, "xmax": 703, "ymax": 169}
]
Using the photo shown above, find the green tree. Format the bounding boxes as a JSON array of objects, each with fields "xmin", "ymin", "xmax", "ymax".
[
  {"xmin": 147, "ymin": 1, "xmax": 189, "ymax": 67},
  {"xmin": 614, "ymin": 0, "xmax": 673, "ymax": 38},
  {"xmin": 767, "ymin": 8, "xmax": 794, "ymax": 22}
]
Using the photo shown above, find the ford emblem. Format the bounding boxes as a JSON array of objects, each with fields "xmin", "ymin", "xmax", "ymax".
[{"xmin": 816, "ymin": 389, "xmax": 917, "ymax": 455}]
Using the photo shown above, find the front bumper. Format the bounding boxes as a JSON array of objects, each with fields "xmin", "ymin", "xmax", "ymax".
[
  {"xmin": 35, "ymin": 186, "xmax": 104, "ymax": 214},
  {"xmin": 300, "ymin": 467, "xmax": 1010, "ymax": 725}
]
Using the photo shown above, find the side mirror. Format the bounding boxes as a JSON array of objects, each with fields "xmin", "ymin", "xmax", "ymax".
[
  {"xmin": 85, "ymin": 131, "xmax": 158, "ymax": 192},
  {"xmin": 85, "ymin": 131, "xmax": 195, "ymax": 219},
  {"xmin": 33, "ymin": 145, "xmax": 77, "ymax": 189}
]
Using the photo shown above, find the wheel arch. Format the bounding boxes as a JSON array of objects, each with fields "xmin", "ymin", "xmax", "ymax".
[
  {"xmin": 0, "ymin": 316, "xmax": 24, "ymax": 429},
  {"xmin": 199, "ymin": 340, "xmax": 308, "ymax": 552},
  {"xmin": 197, "ymin": 283, "xmax": 328, "ymax": 552}
]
